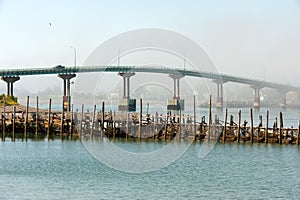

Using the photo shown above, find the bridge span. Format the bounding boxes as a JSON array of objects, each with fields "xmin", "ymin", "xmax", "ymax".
[{"xmin": 0, "ymin": 66, "xmax": 299, "ymax": 110}]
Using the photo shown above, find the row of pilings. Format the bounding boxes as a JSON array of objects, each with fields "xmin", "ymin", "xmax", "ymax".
[
  {"xmin": 0, "ymin": 96, "xmax": 299, "ymax": 145},
  {"xmin": 78, "ymin": 100, "xmax": 299, "ymax": 145}
]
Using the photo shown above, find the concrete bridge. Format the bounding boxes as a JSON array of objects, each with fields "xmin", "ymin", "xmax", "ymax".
[{"xmin": 0, "ymin": 66, "xmax": 299, "ymax": 110}]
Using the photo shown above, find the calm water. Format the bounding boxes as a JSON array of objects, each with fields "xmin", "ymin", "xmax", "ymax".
[{"xmin": 0, "ymin": 139, "xmax": 299, "ymax": 199}]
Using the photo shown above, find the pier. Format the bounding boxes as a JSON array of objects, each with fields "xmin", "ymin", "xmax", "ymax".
[{"xmin": 0, "ymin": 97, "xmax": 299, "ymax": 145}]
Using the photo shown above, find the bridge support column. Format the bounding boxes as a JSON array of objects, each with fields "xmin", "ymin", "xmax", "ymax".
[
  {"xmin": 169, "ymin": 74, "xmax": 184, "ymax": 99},
  {"xmin": 168, "ymin": 74, "xmax": 185, "ymax": 111},
  {"xmin": 217, "ymin": 83, "xmax": 223, "ymax": 109},
  {"xmin": 1, "ymin": 76, "xmax": 20, "ymax": 97},
  {"xmin": 58, "ymin": 74, "xmax": 76, "ymax": 112},
  {"xmin": 280, "ymin": 90, "xmax": 287, "ymax": 109},
  {"xmin": 118, "ymin": 72, "xmax": 135, "ymax": 99},
  {"xmin": 118, "ymin": 72, "xmax": 136, "ymax": 111},
  {"xmin": 213, "ymin": 80, "xmax": 226, "ymax": 109},
  {"xmin": 251, "ymin": 86, "xmax": 262, "ymax": 110}
]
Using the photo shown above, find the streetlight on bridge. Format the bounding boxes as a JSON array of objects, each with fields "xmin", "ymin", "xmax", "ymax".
[
  {"xmin": 63, "ymin": 45, "xmax": 76, "ymax": 112},
  {"xmin": 68, "ymin": 45, "xmax": 77, "ymax": 68}
]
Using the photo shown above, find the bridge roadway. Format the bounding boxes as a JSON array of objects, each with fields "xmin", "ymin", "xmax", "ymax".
[{"xmin": 0, "ymin": 65, "xmax": 299, "ymax": 91}]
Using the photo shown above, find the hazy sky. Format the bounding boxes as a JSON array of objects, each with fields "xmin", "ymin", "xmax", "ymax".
[{"xmin": 0, "ymin": 0, "xmax": 300, "ymax": 94}]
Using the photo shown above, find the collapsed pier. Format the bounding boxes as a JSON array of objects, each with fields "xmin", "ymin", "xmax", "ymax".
[{"xmin": 0, "ymin": 97, "xmax": 299, "ymax": 145}]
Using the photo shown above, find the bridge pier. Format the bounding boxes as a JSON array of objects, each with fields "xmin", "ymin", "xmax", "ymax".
[
  {"xmin": 58, "ymin": 74, "xmax": 76, "ymax": 112},
  {"xmin": 280, "ymin": 90, "xmax": 287, "ymax": 109},
  {"xmin": 1, "ymin": 76, "xmax": 20, "ymax": 97},
  {"xmin": 118, "ymin": 72, "xmax": 136, "ymax": 111},
  {"xmin": 251, "ymin": 86, "xmax": 262, "ymax": 110},
  {"xmin": 213, "ymin": 80, "xmax": 226, "ymax": 109},
  {"xmin": 169, "ymin": 74, "xmax": 184, "ymax": 99},
  {"xmin": 118, "ymin": 72, "xmax": 135, "ymax": 99},
  {"xmin": 168, "ymin": 74, "xmax": 185, "ymax": 111}
]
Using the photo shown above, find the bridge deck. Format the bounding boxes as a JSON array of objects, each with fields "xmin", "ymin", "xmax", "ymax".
[{"xmin": 0, "ymin": 66, "xmax": 298, "ymax": 91}]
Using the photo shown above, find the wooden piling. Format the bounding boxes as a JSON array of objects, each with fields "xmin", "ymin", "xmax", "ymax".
[
  {"xmin": 12, "ymin": 106, "xmax": 15, "ymax": 142},
  {"xmin": 126, "ymin": 112, "xmax": 129, "ymax": 140},
  {"xmin": 208, "ymin": 95, "xmax": 212, "ymax": 141},
  {"xmin": 279, "ymin": 112, "xmax": 283, "ymax": 144},
  {"xmin": 193, "ymin": 95, "xmax": 196, "ymax": 141},
  {"xmin": 113, "ymin": 111, "xmax": 116, "ymax": 139},
  {"xmin": 152, "ymin": 113, "xmax": 156, "ymax": 139},
  {"xmin": 265, "ymin": 110, "xmax": 269, "ymax": 144},
  {"xmin": 70, "ymin": 104, "xmax": 74, "ymax": 140},
  {"xmin": 138, "ymin": 99, "xmax": 142, "ymax": 140},
  {"xmin": 259, "ymin": 115, "xmax": 262, "ymax": 126},
  {"xmin": 250, "ymin": 108, "xmax": 253, "ymax": 144},
  {"xmin": 237, "ymin": 110, "xmax": 241, "ymax": 143},
  {"xmin": 91, "ymin": 105, "xmax": 96, "ymax": 136},
  {"xmin": 155, "ymin": 112, "xmax": 159, "ymax": 139},
  {"xmin": 230, "ymin": 115, "xmax": 234, "ymax": 126},
  {"xmin": 2, "ymin": 99, "xmax": 5, "ymax": 141},
  {"xmin": 47, "ymin": 99, "xmax": 52, "ymax": 140},
  {"xmin": 258, "ymin": 115, "xmax": 262, "ymax": 137},
  {"xmin": 35, "ymin": 96, "xmax": 39, "ymax": 138},
  {"xmin": 110, "ymin": 110, "xmax": 113, "ymax": 131},
  {"xmin": 164, "ymin": 113, "xmax": 169, "ymax": 141},
  {"xmin": 80, "ymin": 104, "xmax": 84, "ymax": 138},
  {"xmin": 297, "ymin": 118, "xmax": 300, "ymax": 145},
  {"xmin": 1, "ymin": 112, "xmax": 3, "ymax": 142},
  {"xmin": 24, "ymin": 96, "xmax": 29, "ymax": 141},
  {"xmin": 61, "ymin": 100, "xmax": 64, "ymax": 140},
  {"xmin": 223, "ymin": 108, "xmax": 228, "ymax": 143},
  {"xmin": 101, "ymin": 102, "xmax": 105, "ymax": 131},
  {"xmin": 179, "ymin": 110, "xmax": 182, "ymax": 141}
]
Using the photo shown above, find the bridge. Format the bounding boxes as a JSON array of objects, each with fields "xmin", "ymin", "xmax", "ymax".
[{"xmin": 0, "ymin": 66, "xmax": 299, "ymax": 110}]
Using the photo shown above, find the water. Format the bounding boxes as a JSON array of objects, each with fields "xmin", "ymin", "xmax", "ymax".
[
  {"xmin": 0, "ymin": 140, "xmax": 299, "ymax": 199},
  {"xmin": 1, "ymin": 105, "xmax": 300, "ymax": 199}
]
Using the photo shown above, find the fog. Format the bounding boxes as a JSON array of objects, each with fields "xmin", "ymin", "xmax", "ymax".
[{"xmin": 0, "ymin": 0, "xmax": 300, "ymax": 106}]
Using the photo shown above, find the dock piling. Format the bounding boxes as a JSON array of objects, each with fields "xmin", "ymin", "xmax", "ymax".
[
  {"xmin": 47, "ymin": 99, "xmax": 51, "ymax": 140},
  {"xmin": 2, "ymin": 99, "xmax": 5, "ymax": 141},
  {"xmin": 279, "ymin": 112, "xmax": 283, "ymax": 144},
  {"xmin": 164, "ymin": 113, "xmax": 169, "ymax": 141},
  {"xmin": 70, "ymin": 104, "xmax": 74, "ymax": 140},
  {"xmin": 207, "ymin": 95, "xmax": 212, "ymax": 142},
  {"xmin": 179, "ymin": 110, "xmax": 182, "ymax": 141},
  {"xmin": 250, "ymin": 108, "xmax": 253, "ymax": 144},
  {"xmin": 265, "ymin": 110, "xmax": 269, "ymax": 144},
  {"xmin": 35, "ymin": 96, "xmax": 39, "ymax": 138},
  {"xmin": 91, "ymin": 105, "xmax": 96, "ymax": 136},
  {"xmin": 193, "ymin": 95, "xmax": 196, "ymax": 141},
  {"xmin": 80, "ymin": 104, "xmax": 84, "ymax": 138},
  {"xmin": 24, "ymin": 96, "xmax": 29, "ymax": 141},
  {"xmin": 138, "ymin": 99, "xmax": 142, "ymax": 140},
  {"xmin": 101, "ymin": 102, "xmax": 105, "ymax": 131},
  {"xmin": 126, "ymin": 112, "xmax": 129, "ymax": 140},
  {"xmin": 223, "ymin": 108, "xmax": 228, "ymax": 143},
  {"xmin": 61, "ymin": 99, "xmax": 64, "ymax": 140},
  {"xmin": 12, "ymin": 105, "xmax": 15, "ymax": 142},
  {"xmin": 297, "ymin": 118, "xmax": 300, "ymax": 145},
  {"xmin": 237, "ymin": 110, "xmax": 241, "ymax": 143}
]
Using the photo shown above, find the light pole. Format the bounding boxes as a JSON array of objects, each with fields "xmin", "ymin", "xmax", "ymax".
[
  {"xmin": 69, "ymin": 45, "xmax": 77, "ymax": 67},
  {"xmin": 68, "ymin": 45, "xmax": 76, "ymax": 112}
]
